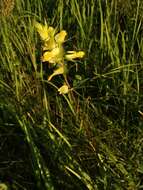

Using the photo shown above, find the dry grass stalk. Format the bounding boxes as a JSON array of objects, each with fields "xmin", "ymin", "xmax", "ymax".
[{"xmin": 0, "ymin": 0, "xmax": 15, "ymax": 16}]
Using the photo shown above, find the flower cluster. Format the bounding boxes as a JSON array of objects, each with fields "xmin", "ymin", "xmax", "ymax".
[{"xmin": 35, "ymin": 21, "xmax": 85, "ymax": 94}]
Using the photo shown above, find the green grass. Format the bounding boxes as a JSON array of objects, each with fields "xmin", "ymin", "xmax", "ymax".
[{"xmin": 1, "ymin": 0, "xmax": 143, "ymax": 189}]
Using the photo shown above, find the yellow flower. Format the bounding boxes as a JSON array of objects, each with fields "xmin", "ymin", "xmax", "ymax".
[
  {"xmin": 55, "ymin": 30, "xmax": 67, "ymax": 44},
  {"xmin": 43, "ymin": 38, "xmax": 56, "ymax": 51},
  {"xmin": 42, "ymin": 47, "xmax": 60, "ymax": 63},
  {"xmin": 43, "ymin": 27, "xmax": 57, "ymax": 50},
  {"xmin": 35, "ymin": 21, "xmax": 49, "ymax": 41},
  {"xmin": 58, "ymin": 84, "xmax": 69, "ymax": 94},
  {"xmin": 48, "ymin": 66, "xmax": 64, "ymax": 81},
  {"xmin": 35, "ymin": 21, "xmax": 55, "ymax": 41},
  {"xmin": 65, "ymin": 51, "xmax": 85, "ymax": 60},
  {"xmin": 42, "ymin": 47, "xmax": 64, "ymax": 65},
  {"xmin": 0, "ymin": 183, "xmax": 8, "ymax": 190},
  {"xmin": 47, "ymin": 26, "xmax": 55, "ymax": 38}
]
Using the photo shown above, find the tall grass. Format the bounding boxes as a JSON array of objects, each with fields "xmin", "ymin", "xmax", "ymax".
[{"xmin": 1, "ymin": 0, "xmax": 143, "ymax": 189}]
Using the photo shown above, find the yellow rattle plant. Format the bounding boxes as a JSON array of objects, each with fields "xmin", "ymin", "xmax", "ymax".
[{"xmin": 35, "ymin": 20, "xmax": 85, "ymax": 95}]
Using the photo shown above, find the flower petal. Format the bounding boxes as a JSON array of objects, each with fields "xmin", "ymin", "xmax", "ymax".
[
  {"xmin": 65, "ymin": 51, "xmax": 85, "ymax": 60},
  {"xmin": 58, "ymin": 84, "xmax": 69, "ymax": 94},
  {"xmin": 42, "ymin": 47, "xmax": 60, "ymax": 63},
  {"xmin": 35, "ymin": 21, "xmax": 49, "ymax": 41},
  {"xmin": 43, "ymin": 38, "xmax": 57, "ymax": 51},
  {"xmin": 35, "ymin": 21, "xmax": 56, "ymax": 42},
  {"xmin": 48, "ymin": 66, "xmax": 64, "ymax": 81},
  {"xmin": 55, "ymin": 30, "xmax": 67, "ymax": 44},
  {"xmin": 47, "ymin": 26, "xmax": 55, "ymax": 38}
]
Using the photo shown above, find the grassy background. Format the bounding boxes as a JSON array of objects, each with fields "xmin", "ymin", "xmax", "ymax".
[{"xmin": 0, "ymin": 0, "xmax": 143, "ymax": 189}]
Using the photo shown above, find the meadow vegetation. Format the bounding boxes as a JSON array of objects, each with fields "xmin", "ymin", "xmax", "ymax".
[{"xmin": 0, "ymin": 0, "xmax": 143, "ymax": 189}]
